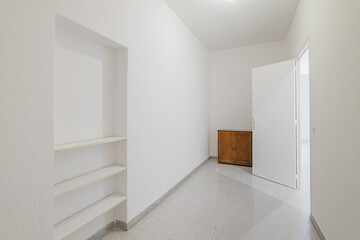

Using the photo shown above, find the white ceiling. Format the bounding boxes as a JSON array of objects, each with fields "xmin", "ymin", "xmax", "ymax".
[{"xmin": 164, "ymin": 0, "xmax": 300, "ymax": 50}]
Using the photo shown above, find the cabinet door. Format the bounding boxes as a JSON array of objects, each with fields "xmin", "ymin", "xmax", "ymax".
[
  {"xmin": 235, "ymin": 132, "xmax": 252, "ymax": 166},
  {"xmin": 218, "ymin": 131, "xmax": 235, "ymax": 164}
]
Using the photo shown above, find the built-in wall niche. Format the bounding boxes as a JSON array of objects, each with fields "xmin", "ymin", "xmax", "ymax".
[{"xmin": 53, "ymin": 15, "xmax": 128, "ymax": 240}]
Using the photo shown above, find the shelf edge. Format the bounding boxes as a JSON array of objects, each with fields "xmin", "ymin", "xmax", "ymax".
[{"xmin": 54, "ymin": 136, "xmax": 127, "ymax": 152}]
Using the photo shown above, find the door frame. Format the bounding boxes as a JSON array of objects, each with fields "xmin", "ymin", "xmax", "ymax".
[{"xmin": 295, "ymin": 43, "xmax": 310, "ymax": 190}]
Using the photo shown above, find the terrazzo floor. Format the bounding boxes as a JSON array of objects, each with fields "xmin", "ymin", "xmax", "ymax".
[{"xmin": 103, "ymin": 159, "xmax": 319, "ymax": 240}]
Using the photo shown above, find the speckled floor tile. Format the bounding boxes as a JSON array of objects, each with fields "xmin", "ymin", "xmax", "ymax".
[{"xmin": 102, "ymin": 159, "xmax": 319, "ymax": 240}]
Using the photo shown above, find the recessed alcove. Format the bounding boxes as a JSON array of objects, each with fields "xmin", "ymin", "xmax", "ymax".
[{"xmin": 53, "ymin": 14, "xmax": 128, "ymax": 240}]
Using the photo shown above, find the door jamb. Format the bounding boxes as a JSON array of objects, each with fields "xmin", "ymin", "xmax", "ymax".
[{"xmin": 295, "ymin": 43, "xmax": 310, "ymax": 190}]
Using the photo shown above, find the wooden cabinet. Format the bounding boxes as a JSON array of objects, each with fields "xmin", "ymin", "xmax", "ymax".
[{"xmin": 218, "ymin": 130, "xmax": 252, "ymax": 166}]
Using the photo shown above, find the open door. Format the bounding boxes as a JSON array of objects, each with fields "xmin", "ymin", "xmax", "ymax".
[{"xmin": 252, "ymin": 60, "xmax": 297, "ymax": 188}]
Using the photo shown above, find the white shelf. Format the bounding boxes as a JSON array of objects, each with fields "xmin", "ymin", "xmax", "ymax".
[
  {"xmin": 54, "ymin": 137, "xmax": 127, "ymax": 152},
  {"xmin": 54, "ymin": 194, "xmax": 126, "ymax": 240},
  {"xmin": 54, "ymin": 165, "xmax": 127, "ymax": 198}
]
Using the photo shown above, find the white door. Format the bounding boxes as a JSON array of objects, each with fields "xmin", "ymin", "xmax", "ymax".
[{"xmin": 252, "ymin": 60, "xmax": 297, "ymax": 188}]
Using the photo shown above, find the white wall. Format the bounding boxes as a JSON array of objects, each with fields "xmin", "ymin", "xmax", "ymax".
[
  {"xmin": 0, "ymin": 1, "xmax": 54, "ymax": 240},
  {"xmin": 54, "ymin": 24, "xmax": 117, "ymax": 145},
  {"xmin": 285, "ymin": 0, "xmax": 310, "ymax": 58},
  {"xmin": 286, "ymin": 0, "xmax": 360, "ymax": 239},
  {"xmin": 209, "ymin": 42, "xmax": 287, "ymax": 156},
  {"xmin": 56, "ymin": 0, "xmax": 209, "ymax": 234}
]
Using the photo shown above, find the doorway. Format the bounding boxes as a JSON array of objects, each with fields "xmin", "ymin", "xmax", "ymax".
[
  {"xmin": 297, "ymin": 46, "xmax": 310, "ymax": 198},
  {"xmin": 252, "ymin": 49, "xmax": 310, "ymax": 191},
  {"xmin": 252, "ymin": 59, "xmax": 297, "ymax": 188}
]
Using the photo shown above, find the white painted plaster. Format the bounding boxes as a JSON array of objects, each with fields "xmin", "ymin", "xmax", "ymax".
[
  {"xmin": 286, "ymin": 0, "xmax": 360, "ymax": 238},
  {"xmin": 55, "ymin": 0, "xmax": 209, "ymax": 238},
  {"xmin": 209, "ymin": 41, "xmax": 287, "ymax": 156},
  {"xmin": 0, "ymin": 1, "xmax": 54, "ymax": 239}
]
